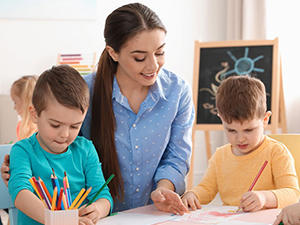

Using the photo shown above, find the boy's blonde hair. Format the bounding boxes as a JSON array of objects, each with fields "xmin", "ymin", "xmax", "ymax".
[
  {"xmin": 216, "ymin": 75, "xmax": 266, "ymax": 123},
  {"xmin": 11, "ymin": 75, "xmax": 38, "ymax": 140}
]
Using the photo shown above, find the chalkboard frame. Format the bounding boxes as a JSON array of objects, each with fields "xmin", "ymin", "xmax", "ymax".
[{"xmin": 192, "ymin": 38, "xmax": 280, "ymax": 131}]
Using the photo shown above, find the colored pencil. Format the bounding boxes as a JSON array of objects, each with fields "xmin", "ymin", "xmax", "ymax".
[
  {"xmin": 29, "ymin": 178, "xmax": 42, "ymax": 200},
  {"xmin": 63, "ymin": 176, "xmax": 69, "ymax": 208},
  {"xmin": 69, "ymin": 188, "xmax": 85, "ymax": 210},
  {"xmin": 57, "ymin": 187, "xmax": 64, "ymax": 210},
  {"xmin": 51, "ymin": 187, "xmax": 57, "ymax": 210},
  {"xmin": 32, "ymin": 177, "xmax": 43, "ymax": 199},
  {"xmin": 74, "ymin": 187, "xmax": 92, "ymax": 209},
  {"xmin": 248, "ymin": 160, "xmax": 268, "ymax": 191},
  {"xmin": 39, "ymin": 177, "xmax": 52, "ymax": 203},
  {"xmin": 36, "ymin": 178, "xmax": 51, "ymax": 209},
  {"xmin": 64, "ymin": 171, "xmax": 72, "ymax": 206},
  {"xmin": 236, "ymin": 160, "xmax": 268, "ymax": 212},
  {"xmin": 52, "ymin": 168, "xmax": 64, "ymax": 209},
  {"xmin": 86, "ymin": 174, "xmax": 115, "ymax": 207},
  {"xmin": 62, "ymin": 192, "xmax": 68, "ymax": 210}
]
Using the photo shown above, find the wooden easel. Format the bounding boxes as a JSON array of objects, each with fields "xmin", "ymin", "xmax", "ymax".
[{"xmin": 187, "ymin": 39, "xmax": 286, "ymax": 189}]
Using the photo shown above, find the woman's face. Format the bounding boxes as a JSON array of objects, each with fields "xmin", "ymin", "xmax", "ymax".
[{"xmin": 112, "ymin": 29, "xmax": 166, "ymax": 88}]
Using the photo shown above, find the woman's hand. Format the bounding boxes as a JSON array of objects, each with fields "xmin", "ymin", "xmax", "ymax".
[
  {"xmin": 151, "ymin": 187, "xmax": 188, "ymax": 215},
  {"xmin": 181, "ymin": 191, "xmax": 201, "ymax": 211},
  {"xmin": 1, "ymin": 154, "xmax": 10, "ymax": 187}
]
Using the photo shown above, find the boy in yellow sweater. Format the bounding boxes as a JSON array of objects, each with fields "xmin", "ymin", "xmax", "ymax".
[{"xmin": 182, "ymin": 76, "xmax": 300, "ymax": 212}]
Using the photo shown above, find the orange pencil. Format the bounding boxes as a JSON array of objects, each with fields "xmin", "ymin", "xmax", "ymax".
[
  {"xmin": 69, "ymin": 188, "xmax": 85, "ymax": 210},
  {"xmin": 39, "ymin": 177, "xmax": 52, "ymax": 203},
  {"xmin": 74, "ymin": 187, "xmax": 92, "ymax": 209},
  {"xmin": 29, "ymin": 178, "xmax": 42, "ymax": 200},
  {"xmin": 64, "ymin": 171, "xmax": 72, "ymax": 205},
  {"xmin": 51, "ymin": 187, "xmax": 57, "ymax": 211}
]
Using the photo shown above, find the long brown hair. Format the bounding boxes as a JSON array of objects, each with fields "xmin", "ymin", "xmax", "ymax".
[{"xmin": 91, "ymin": 3, "xmax": 166, "ymax": 200}]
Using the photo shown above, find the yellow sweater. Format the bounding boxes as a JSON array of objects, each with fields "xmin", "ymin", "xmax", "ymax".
[{"xmin": 191, "ymin": 136, "xmax": 300, "ymax": 208}]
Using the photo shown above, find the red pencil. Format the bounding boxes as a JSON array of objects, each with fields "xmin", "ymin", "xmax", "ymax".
[
  {"xmin": 236, "ymin": 160, "xmax": 268, "ymax": 212},
  {"xmin": 57, "ymin": 187, "xmax": 64, "ymax": 210},
  {"xmin": 248, "ymin": 160, "xmax": 268, "ymax": 191}
]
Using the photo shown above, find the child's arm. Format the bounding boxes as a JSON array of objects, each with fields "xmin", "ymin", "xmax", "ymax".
[
  {"xmin": 240, "ymin": 144, "xmax": 300, "ymax": 212},
  {"xmin": 239, "ymin": 190, "xmax": 277, "ymax": 212},
  {"xmin": 188, "ymin": 153, "xmax": 219, "ymax": 205},
  {"xmin": 270, "ymin": 145, "xmax": 300, "ymax": 208},
  {"xmin": 273, "ymin": 202, "xmax": 300, "ymax": 225},
  {"xmin": 15, "ymin": 189, "xmax": 45, "ymax": 224},
  {"xmin": 78, "ymin": 198, "xmax": 111, "ymax": 224}
]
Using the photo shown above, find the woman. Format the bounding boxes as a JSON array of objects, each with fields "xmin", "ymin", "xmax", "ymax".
[{"xmin": 2, "ymin": 3, "xmax": 194, "ymax": 215}]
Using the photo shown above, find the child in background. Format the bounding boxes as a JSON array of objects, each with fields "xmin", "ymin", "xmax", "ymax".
[
  {"xmin": 8, "ymin": 65, "xmax": 112, "ymax": 225},
  {"xmin": 10, "ymin": 75, "xmax": 38, "ymax": 141},
  {"xmin": 0, "ymin": 76, "xmax": 38, "ymax": 225},
  {"xmin": 181, "ymin": 76, "xmax": 300, "ymax": 212}
]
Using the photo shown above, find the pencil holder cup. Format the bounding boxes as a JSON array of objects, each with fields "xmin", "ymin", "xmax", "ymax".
[{"xmin": 44, "ymin": 209, "xmax": 78, "ymax": 225}]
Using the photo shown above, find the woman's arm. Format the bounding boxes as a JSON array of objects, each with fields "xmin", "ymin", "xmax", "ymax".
[{"xmin": 153, "ymin": 83, "xmax": 195, "ymax": 194}]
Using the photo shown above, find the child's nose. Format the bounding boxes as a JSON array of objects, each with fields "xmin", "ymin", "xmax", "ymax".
[
  {"xmin": 60, "ymin": 127, "xmax": 69, "ymax": 138},
  {"xmin": 237, "ymin": 133, "xmax": 246, "ymax": 142}
]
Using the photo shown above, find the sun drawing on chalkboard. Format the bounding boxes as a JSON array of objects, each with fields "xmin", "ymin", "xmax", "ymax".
[
  {"xmin": 220, "ymin": 47, "xmax": 264, "ymax": 80},
  {"xmin": 200, "ymin": 47, "xmax": 265, "ymax": 116}
]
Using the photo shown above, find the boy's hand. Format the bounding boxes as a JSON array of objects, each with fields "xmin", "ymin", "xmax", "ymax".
[
  {"xmin": 79, "ymin": 198, "xmax": 110, "ymax": 224},
  {"xmin": 79, "ymin": 204, "xmax": 100, "ymax": 225},
  {"xmin": 239, "ymin": 191, "xmax": 266, "ymax": 212},
  {"xmin": 181, "ymin": 191, "xmax": 201, "ymax": 211},
  {"xmin": 151, "ymin": 187, "xmax": 188, "ymax": 215},
  {"xmin": 1, "ymin": 154, "xmax": 10, "ymax": 187},
  {"xmin": 79, "ymin": 216, "xmax": 94, "ymax": 225},
  {"xmin": 273, "ymin": 203, "xmax": 300, "ymax": 225}
]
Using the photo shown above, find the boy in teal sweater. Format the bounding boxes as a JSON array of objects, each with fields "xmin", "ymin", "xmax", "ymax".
[{"xmin": 8, "ymin": 65, "xmax": 113, "ymax": 225}]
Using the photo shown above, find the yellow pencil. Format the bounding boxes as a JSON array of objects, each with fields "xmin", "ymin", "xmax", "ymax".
[
  {"xmin": 62, "ymin": 192, "xmax": 68, "ymax": 210},
  {"xmin": 73, "ymin": 187, "xmax": 92, "ymax": 209},
  {"xmin": 51, "ymin": 187, "xmax": 57, "ymax": 211},
  {"xmin": 29, "ymin": 178, "xmax": 42, "ymax": 200},
  {"xmin": 69, "ymin": 188, "xmax": 85, "ymax": 210}
]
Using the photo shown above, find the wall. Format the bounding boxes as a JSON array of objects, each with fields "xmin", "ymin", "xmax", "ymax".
[{"xmin": 0, "ymin": 0, "xmax": 226, "ymax": 185}]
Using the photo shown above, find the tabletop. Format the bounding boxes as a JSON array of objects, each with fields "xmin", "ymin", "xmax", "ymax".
[{"xmin": 97, "ymin": 204, "xmax": 280, "ymax": 225}]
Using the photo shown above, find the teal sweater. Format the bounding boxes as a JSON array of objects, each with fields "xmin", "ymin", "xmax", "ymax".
[{"xmin": 8, "ymin": 133, "xmax": 113, "ymax": 225}]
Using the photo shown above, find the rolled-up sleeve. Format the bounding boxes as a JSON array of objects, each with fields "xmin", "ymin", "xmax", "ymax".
[{"xmin": 154, "ymin": 84, "xmax": 195, "ymax": 194}]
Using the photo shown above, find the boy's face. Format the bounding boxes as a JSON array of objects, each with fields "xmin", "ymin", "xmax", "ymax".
[
  {"xmin": 221, "ymin": 112, "xmax": 271, "ymax": 156},
  {"xmin": 31, "ymin": 96, "xmax": 87, "ymax": 154}
]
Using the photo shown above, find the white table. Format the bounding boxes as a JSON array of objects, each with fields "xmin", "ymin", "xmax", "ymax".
[{"xmin": 97, "ymin": 204, "xmax": 280, "ymax": 225}]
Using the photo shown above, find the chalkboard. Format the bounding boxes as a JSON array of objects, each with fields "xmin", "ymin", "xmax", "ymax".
[{"xmin": 192, "ymin": 39, "xmax": 279, "ymax": 129}]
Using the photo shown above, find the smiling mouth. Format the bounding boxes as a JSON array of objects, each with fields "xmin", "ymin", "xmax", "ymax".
[{"xmin": 142, "ymin": 72, "xmax": 155, "ymax": 77}]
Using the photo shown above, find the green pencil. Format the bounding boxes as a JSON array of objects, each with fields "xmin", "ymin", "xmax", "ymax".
[{"xmin": 86, "ymin": 174, "xmax": 115, "ymax": 207}]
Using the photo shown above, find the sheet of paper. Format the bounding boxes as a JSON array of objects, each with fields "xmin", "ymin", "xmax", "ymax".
[{"xmin": 97, "ymin": 205, "xmax": 280, "ymax": 225}]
